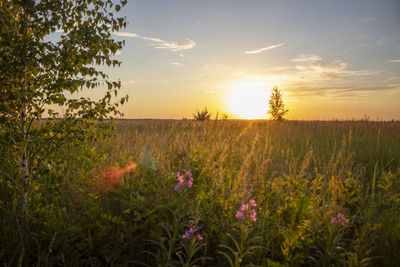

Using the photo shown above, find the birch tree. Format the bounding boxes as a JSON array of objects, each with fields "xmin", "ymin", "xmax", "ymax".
[{"xmin": 0, "ymin": 0, "xmax": 128, "ymax": 212}]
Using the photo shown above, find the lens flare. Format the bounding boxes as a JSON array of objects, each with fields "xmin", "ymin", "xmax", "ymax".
[{"xmin": 95, "ymin": 160, "xmax": 136, "ymax": 192}]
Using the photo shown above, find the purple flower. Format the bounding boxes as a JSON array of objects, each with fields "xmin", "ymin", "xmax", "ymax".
[
  {"xmin": 187, "ymin": 177, "xmax": 193, "ymax": 187},
  {"xmin": 249, "ymin": 199, "xmax": 257, "ymax": 207},
  {"xmin": 182, "ymin": 226, "xmax": 201, "ymax": 240},
  {"xmin": 182, "ymin": 231, "xmax": 191, "ymax": 239},
  {"xmin": 235, "ymin": 211, "xmax": 244, "ymax": 220}
]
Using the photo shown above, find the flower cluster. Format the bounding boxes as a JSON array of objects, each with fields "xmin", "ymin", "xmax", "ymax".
[
  {"xmin": 235, "ymin": 199, "xmax": 257, "ymax": 222},
  {"xmin": 174, "ymin": 171, "xmax": 193, "ymax": 191},
  {"xmin": 182, "ymin": 226, "xmax": 203, "ymax": 241},
  {"xmin": 330, "ymin": 212, "xmax": 348, "ymax": 226}
]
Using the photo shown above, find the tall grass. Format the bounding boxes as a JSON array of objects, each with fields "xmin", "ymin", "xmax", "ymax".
[{"xmin": 1, "ymin": 120, "xmax": 400, "ymax": 266}]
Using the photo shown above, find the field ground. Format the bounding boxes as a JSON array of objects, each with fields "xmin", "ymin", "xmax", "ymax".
[{"xmin": 1, "ymin": 120, "xmax": 400, "ymax": 266}]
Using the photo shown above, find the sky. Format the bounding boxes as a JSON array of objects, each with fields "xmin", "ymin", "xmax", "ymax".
[{"xmin": 89, "ymin": 0, "xmax": 400, "ymax": 120}]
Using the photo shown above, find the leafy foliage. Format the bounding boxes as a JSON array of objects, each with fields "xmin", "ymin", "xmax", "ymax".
[{"xmin": 0, "ymin": 0, "xmax": 127, "ymax": 211}]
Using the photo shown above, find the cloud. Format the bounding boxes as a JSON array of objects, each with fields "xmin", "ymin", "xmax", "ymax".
[
  {"xmin": 245, "ymin": 43, "xmax": 285, "ymax": 54},
  {"xmin": 388, "ymin": 59, "xmax": 400, "ymax": 63},
  {"xmin": 291, "ymin": 54, "xmax": 379, "ymax": 80},
  {"xmin": 170, "ymin": 62, "xmax": 183, "ymax": 67},
  {"xmin": 291, "ymin": 54, "xmax": 322, "ymax": 62},
  {"xmin": 152, "ymin": 39, "xmax": 196, "ymax": 51},
  {"xmin": 113, "ymin": 32, "xmax": 139, "ymax": 38},
  {"xmin": 287, "ymin": 85, "xmax": 396, "ymax": 97},
  {"xmin": 388, "ymin": 83, "xmax": 400, "ymax": 88},
  {"xmin": 113, "ymin": 31, "xmax": 196, "ymax": 52},
  {"xmin": 387, "ymin": 76, "xmax": 400, "ymax": 81},
  {"xmin": 243, "ymin": 54, "xmax": 383, "ymax": 98},
  {"xmin": 122, "ymin": 80, "xmax": 135, "ymax": 85}
]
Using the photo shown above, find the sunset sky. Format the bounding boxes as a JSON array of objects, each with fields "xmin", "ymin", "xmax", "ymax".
[{"xmin": 88, "ymin": 0, "xmax": 400, "ymax": 120}]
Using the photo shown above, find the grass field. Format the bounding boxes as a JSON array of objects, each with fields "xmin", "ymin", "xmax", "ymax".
[{"xmin": 1, "ymin": 120, "xmax": 400, "ymax": 266}]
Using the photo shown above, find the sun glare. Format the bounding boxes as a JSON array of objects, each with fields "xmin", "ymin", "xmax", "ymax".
[{"xmin": 225, "ymin": 81, "xmax": 271, "ymax": 119}]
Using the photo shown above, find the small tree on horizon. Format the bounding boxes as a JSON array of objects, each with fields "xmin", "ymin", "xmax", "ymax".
[
  {"xmin": 268, "ymin": 86, "xmax": 289, "ymax": 121},
  {"xmin": 193, "ymin": 107, "xmax": 212, "ymax": 121}
]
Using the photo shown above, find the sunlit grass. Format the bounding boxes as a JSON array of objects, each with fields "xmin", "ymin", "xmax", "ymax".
[{"xmin": 1, "ymin": 119, "xmax": 400, "ymax": 265}]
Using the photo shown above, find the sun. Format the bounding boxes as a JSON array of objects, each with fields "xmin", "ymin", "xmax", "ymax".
[{"xmin": 225, "ymin": 81, "xmax": 271, "ymax": 119}]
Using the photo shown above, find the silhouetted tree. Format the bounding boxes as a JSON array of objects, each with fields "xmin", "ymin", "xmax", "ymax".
[{"xmin": 268, "ymin": 86, "xmax": 288, "ymax": 121}]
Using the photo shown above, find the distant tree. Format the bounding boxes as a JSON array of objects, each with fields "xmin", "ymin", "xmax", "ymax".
[
  {"xmin": 193, "ymin": 107, "xmax": 212, "ymax": 121},
  {"xmin": 268, "ymin": 86, "xmax": 289, "ymax": 121},
  {"xmin": 0, "ymin": 0, "xmax": 127, "ymax": 212}
]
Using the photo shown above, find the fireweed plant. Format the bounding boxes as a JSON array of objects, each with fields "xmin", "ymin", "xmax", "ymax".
[
  {"xmin": 330, "ymin": 212, "xmax": 348, "ymax": 226},
  {"xmin": 175, "ymin": 171, "xmax": 194, "ymax": 191},
  {"xmin": 235, "ymin": 199, "xmax": 258, "ymax": 222}
]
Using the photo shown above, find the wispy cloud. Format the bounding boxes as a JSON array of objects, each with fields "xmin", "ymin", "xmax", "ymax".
[
  {"xmin": 291, "ymin": 54, "xmax": 322, "ymax": 62},
  {"xmin": 292, "ymin": 54, "xmax": 379, "ymax": 80},
  {"xmin": 388, "ymin": 59, "xmax": 400, "ymax": 63},
  {"xmin": 387, "ymin": 76, "xmax": 400, "ymax": 81},
  {"xmin": 152, "ymin": 39, "xmax": 196, "ymax": 51},
  {"xmin": 245, "ymin": 43, "xmax": 285, "ymax": 54},
  {"xmin": 286, "ymin": 84, "xmax": 396, "ymax": 98},
  {"xmin": 122, "ymin": 80, "xmax": 135, "ymax": 85},
  {"xmin": 170, "ymin": 62, "xmax": 183, "ymax": 67},
  {"xmin": 113, "ymin": 32, "xmax": 139, "ymax": 38},
  {"xmin": 113, "ymin": 31, "xmax": 196, "ymax": 52},
  {"xmin": 240, "ymin": 54, "xmax": 383, "ymax": 98}
]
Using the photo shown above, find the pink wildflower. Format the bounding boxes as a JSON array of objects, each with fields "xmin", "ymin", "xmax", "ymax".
[
  {"xmin": 250, "ymin": 210, "xmax": 257, "ymax": 222},
  {"xmin": 236, "ymin": 200, "xmax": 258, "ymax": 223},
  {"xmin": 240, "ymin": 204, "xmax": 249, "ymax": 211},
  {"xmin": 187, "ymin": 177, "xmax": 193, "ymax": 187},
  {"xmin": 337, "ymin": 213, "xmax": 347, "ymax": 226},
  {"xmin": 197, "ymin": 234, "xmax": 203, "ymax": 241},
  {"xmin": 175, "ymin": 171, "xmax": 194, "ymax": 190},
  {"xmin": 330, "ymin": 213, "xmax": 348, "ymax": 226},
  {"xmin": 177, "ymin": 174, "xmax": 185, "ymax": 184},
  {"xmin": 249, "ymin": 199, "xmax": 257, "ymax": 207},
  {"xmin": 235, "ymin": 211, "xmax": 244, "ymax": 220}
]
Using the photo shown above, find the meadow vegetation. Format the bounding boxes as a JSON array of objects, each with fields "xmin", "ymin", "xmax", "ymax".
[{"xmin": 1, "ymin": 119, "xmax": 400, "ymax": 266}]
